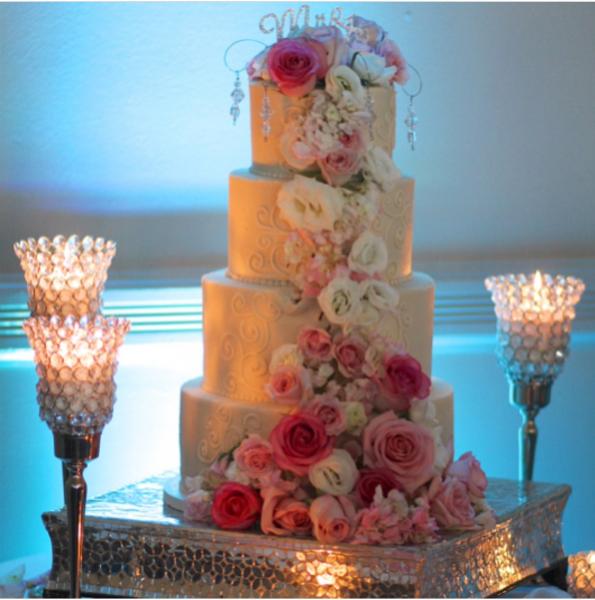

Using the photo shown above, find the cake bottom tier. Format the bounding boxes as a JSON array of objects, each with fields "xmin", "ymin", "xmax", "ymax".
[{"xmin": 180, "ymin": 377, "xmax": 454, "ymax": 480}]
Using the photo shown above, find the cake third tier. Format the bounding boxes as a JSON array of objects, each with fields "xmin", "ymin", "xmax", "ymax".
[{"xmin": 202, "ymin": 269, "xmax": 435, "ymax": 404}]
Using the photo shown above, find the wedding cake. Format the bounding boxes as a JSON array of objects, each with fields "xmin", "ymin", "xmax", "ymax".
[{"xmin": 168, "ymin": 12, "xmax": 494, "ymax": 545}]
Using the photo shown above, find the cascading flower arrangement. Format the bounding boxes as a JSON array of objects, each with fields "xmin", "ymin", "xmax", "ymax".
[{"xmin": 185, "ymin": 16, "xmax": 495, "ymax": 545}]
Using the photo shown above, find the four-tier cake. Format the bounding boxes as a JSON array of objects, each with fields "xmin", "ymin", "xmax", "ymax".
[{"xmin": 167, "ymin": 12, "xmax": 494, "ymax": 546}]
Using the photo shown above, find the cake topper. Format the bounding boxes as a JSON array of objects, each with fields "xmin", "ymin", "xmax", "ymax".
[
  {"xmin": 259, "ymin": 6, "xmax": 359, "ymax": 41},
  {"xmin": 401, "ymin": 64, "xmax": 423, "ymax": 151}
]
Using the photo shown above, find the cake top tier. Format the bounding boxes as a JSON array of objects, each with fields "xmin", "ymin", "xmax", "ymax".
[{"xmin": 244, "ymin": 14, "xmax": 410, "ymax": 173}]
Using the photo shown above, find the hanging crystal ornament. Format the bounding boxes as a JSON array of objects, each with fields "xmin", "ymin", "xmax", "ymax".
[
  {"xmin": 260, "ymin": 84, "xmax": 272, "ymax": 141},
  {"xmin": 405, "ymin": 97, "xmax": 418, "ymax": 150},
  {"xmin": 223, "ymin": 38, "xmax": 267, "ymax": 125},
  {"xmin": 230, "ymin": 71, "xmax": 244, "ymax": 125},
  {"xmin": 401, "ymin": 63, "xmax": 423, "ymax": 151}
]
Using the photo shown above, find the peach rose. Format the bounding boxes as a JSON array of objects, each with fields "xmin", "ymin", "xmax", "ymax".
[
  {"xmin": 309, "ymin": 494, "xmax": 356, "ymax": 544},
  {"xmin": 234, "ymin": 434, "xmax": 277, "ymax": 480},
  {"xmin": 363, "ymin": 412, "xmax": 435, "ymax": 494},
  {"xmin": 260, "ymin": 486, "xmax": 312, "ymax": 536},
  {"xmin": 319, "ymin": 146, "xmax": 362, "ymax": 187},
  {"xmin": 297, "ymin": 327, "xmax": 333, "ymax": 363},
  {"xmin": 305, "ymin": 395, "xmax": 347, "ymax": 436},
  {"xmin": 429, "ymin": 477, "xmax": 476, "ymax": 530},
  {"xmin": 265, "ymin": 365, "xmax": 308, "ymax": 405},
  {"xmin": 447, "ymin": 452, "xmax": 488, "ymax": 499}
]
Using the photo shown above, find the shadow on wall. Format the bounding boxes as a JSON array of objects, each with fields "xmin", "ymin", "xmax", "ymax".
[{"xmin": 0, "ymin": 192, "xmax": 228, "ymax": 276}]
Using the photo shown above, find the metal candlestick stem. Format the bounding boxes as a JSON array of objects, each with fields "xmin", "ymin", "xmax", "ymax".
[
  {"xmin": 510, "ymin": 379, "xmax": 552, "ymax": 482},
  {"xmin": 54, "ymin": 433, "xmax": 100, "ymax": 598}
]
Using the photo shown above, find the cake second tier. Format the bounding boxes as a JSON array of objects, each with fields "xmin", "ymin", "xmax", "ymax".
[
  {"xmin": 228, "ymin": 169, "xmax": 414, "ymax": 285},
  {"xmin": 202, "ymin": 269, "xmax": 435, "ymax": 404}
]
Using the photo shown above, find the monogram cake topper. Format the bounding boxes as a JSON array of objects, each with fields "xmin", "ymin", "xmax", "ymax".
[{"xmin": 259, "ymin": 5, "xmax": 361, "ymax": 41}]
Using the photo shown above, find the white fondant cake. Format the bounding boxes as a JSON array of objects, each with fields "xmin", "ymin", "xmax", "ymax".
[{"xmin": 170, "ymin": 14, "xmax": 494, "ymax": 547}]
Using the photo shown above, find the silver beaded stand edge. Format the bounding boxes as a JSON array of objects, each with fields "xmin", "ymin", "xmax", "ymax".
[{"xmin": 42, "ymin": 473, "xmax": 570, "ymax": 598}]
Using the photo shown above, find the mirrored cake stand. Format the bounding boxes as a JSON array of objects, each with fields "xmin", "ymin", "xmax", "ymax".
[{"xmin": 42, "ymin": 472, "xmax": 570, "ymax": 598}]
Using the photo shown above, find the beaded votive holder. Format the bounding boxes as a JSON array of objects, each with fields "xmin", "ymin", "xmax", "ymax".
[
  {"xmin": 485, "ymin": 272, "xmax": 585, "ymax": 383},
  {"xmin": 14, "ymin": 235, "xmax": 116, "ymax": 318},
  {"xmin": 23, "ymin": 315, "xmax": 130, "ymax": 435}
]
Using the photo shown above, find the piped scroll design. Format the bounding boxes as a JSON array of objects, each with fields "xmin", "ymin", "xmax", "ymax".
[
  {"xmin": 216, "ymin": 290, "xmax": 291, "ymax": 403},
  {"xmin": 198, "ymin": 405, "xmax": 265, "ymax": 464},
  {"xmin": 247, "ymin": 205, "xmax": 293, "ymax": 279},
  {"xmin": 373, "ymin": 188, "xmax": 411, "ymax": 282}
]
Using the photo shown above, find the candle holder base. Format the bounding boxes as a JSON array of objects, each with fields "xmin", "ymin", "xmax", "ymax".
[{"xmin": 53, "ymin": 433, "xmax": 101, "ymax": 598}]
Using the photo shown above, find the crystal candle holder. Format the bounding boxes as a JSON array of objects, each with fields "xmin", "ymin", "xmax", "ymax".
[
  {"xmin": 14, "ymin": 235, "xmax": 116, "ymax": 318},
  {"xmin": 23, "ymin": 313, "xmax": 129, "ymax": 598},
  {"xmin": 23, "ymin": 315, "xmax": 130, "ymax": 435},
  {"xmin": 568, "ymin": 551, "xmax": 595, "ymax": 598},
  {"xmin": 485, "ymin": 272, "xmax": 585, "ymax": 482}
]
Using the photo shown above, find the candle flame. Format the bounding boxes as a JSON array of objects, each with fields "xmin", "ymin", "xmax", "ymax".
[{"xmin": 533, "ymin": 270, "xmax": 543, "ymax": 291}]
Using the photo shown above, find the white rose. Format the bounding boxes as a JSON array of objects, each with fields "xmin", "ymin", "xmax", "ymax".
[
  {"xmin": 318, "ymin": 276, "xmax": 362, "ymax": 326},
  {"xmin": 357, "ymin": 295, "xmax": 381, "ymax": 327},
  {"xmin": 325, "ymin": 65, "xmax": 367, "ymax": 109},
  {"xmin": 345, "ymin": 401, "xmax": 368, "ymax": 435},
  {"xmin": 280, "ymin": 124, "xmax": 317, "ymax": 171},
  {"xmin": 352, "ymin": 52, "xmax": 396, "ymax": 86},
  {"xmin": 308, "ymin": 449, "xmax": 359, "ymax": 495},
  {"xmin": 269, "ymin": 343, "xmax": 303, "ymax": 373},
  {"xmin": 278, "ymin": 175, "xmax": 343, "ymax": 233},
  {"xmin": 361, "ymin": 279, "xmax": 399, "ymax": 311},
  {"xmin": 363, "ymin": 146, "xmax": 400, "ymax": 191},
  {"xmin": 348, "ymin": 231, "xmax": 388, "ymax": 275}
]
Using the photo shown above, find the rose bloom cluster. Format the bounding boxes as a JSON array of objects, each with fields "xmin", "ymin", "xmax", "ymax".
[{"xmin": 184, "ymin": 325, "xmax": 495, "ymax": 545}]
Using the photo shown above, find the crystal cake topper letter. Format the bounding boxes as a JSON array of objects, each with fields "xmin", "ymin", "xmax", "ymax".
[{"xmin": 259, "ymin": 5, "xmax": 356, "ymax": 40}]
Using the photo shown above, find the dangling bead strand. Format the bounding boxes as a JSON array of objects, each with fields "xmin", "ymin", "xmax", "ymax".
[
  {"xmin": 230, "ymin": 71, "xmax": 245, "ymax": 125},
  {"xmin": 404, "ymin": 97, "xmax": 418, "ymax": 151}
]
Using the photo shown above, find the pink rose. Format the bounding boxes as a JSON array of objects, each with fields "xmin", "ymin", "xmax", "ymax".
[
  {"xmin": 378, "ymin": 352, "xmax": 431, "ymax": 412},
  {"xmin": 298, "ymin": 327, "xmax": 333, "ymax": 363},
  {"xmin": 305, "ymin": 395, "xmax": 347, "ymax": 436},
  {"xmin": 304, "ymin": 25, "xmax": 349, "ymax": 68},
  {"xmin": 355, "ymin": 468, "xmax": 402, "ymax": 506},
  {"xmin": 319, "ymin": 147, "xmax": 362, "ymax": 187},
  {"xmin": 310, "ymin": 495, "xmax": 356, "ymax": 544},
  {"xmin": 211, "ymin": 482, "xmax": 262, "ymax": 530},
  {"xmin": 429, "ymin": 477, "xmax": 476, "ymax": 530},
  {"xmin": 377, "ymin": 38, "xmax": 410, "ymax": 85},
  {"xmin": 265, "ymin": 365, "xmax": 308, "ymax": 405},
  {"xmin": 447, "ymin": 452, "xmax": 488, "ymax": 499},
  {"xmin": 267, "ymin": 38, "xmax": 328, "ymax": 97},
  {"xmin": 234, "ymin": 434, "xmax": 277, "ymax": 480},
  {"xmin": 261, "ymin": 486, "xmax": 312, "ymax": 536},
  {"xmin": 270, "ymin": 413, "xmax": 334, "ymax": 476},
  {"xmin": 183, "ymin": 490, "xmax": 212, "ymax": 523},
  {"xmin": 363, "ymin": 412, "xmax": 435, "ymax": 494},
  {"xmin": 334, "ymin": 335, "xmax": 367, "ymax": 379}
]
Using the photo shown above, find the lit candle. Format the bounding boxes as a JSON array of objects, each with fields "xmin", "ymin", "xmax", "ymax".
[
  {"xmin": 485, "ymin": 271, "xmax": 585, "ymax": 381},
  {"xmin": 568, "ymin": 551, "xmax": 595, "ymax": 598}
]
